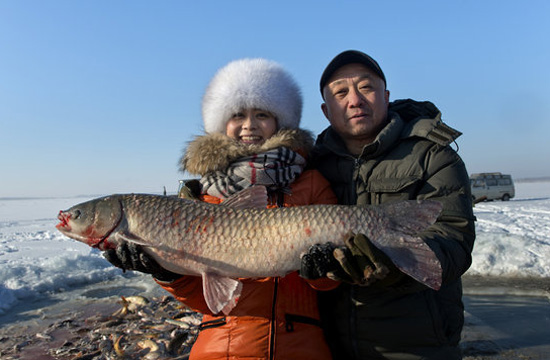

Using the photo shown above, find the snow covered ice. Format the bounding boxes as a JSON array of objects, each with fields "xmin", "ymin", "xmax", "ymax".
[
  {"xmin": 1, "ymin": 182, "xmax": 550, "ymax": 317},
  {"xmin": 0, "ymin": 196, "xmax": 152, "ymax": 316},
  {"xmin": 468, "ymin": 181, "xmax": 550, "ymax": 278}
]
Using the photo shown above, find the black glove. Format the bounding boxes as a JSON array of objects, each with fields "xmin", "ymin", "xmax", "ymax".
[
  {"xmin": 104, "ymin": 242, "xmax": 182, "ymax": 282},
  {"xmin": 300, "ymin": 242, "xmax": 342, "ymax": 280},
  {"xmin": 301, "ymin": 234, "xmax": 404, "ymax": 287},
  {"xmin": 178, "ymin": 179, "xmax": 202, "ymax": 200},
  {"xmin": 336, "ymin": 233, "xmax": 404, "ymax": 286}
]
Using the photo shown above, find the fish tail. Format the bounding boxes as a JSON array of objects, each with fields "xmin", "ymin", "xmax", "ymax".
[{"xmin": 368, "ymin": 200, "xmax": 443, "ymax": 290}]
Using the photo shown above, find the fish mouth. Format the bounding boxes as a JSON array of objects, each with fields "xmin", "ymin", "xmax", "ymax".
[{"xmin": 56, "ymin": 211, "xmax": 71, "ymax": 231}]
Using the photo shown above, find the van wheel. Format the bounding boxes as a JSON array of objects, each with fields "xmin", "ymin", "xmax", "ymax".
[{"xmin": 502, "ymin": 194, "xmax": 510, "ymax": 201}]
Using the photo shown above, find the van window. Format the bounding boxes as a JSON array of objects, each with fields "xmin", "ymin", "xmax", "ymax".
[
  {"xmin": 473, "ymin": 179, "xmax": 485, "ymax": 187},
  {"xmin": 486, "ymin": 179, "xmax": 497, "ymax": 186},
  {"xmin": 498, "ymin": 179, "xmax": 511, "ymax": 185}
]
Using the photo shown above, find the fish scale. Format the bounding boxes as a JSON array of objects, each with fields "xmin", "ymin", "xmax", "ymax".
[{"xmin": 56, "ymin": 186, "xmax": 443, "ymax": 314}]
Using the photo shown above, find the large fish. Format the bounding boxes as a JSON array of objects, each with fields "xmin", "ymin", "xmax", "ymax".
[{"xmin": 56, "ymin": 186, "xmax": 443, "ymax": 314}]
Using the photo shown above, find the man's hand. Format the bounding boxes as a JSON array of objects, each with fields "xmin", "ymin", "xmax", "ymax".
[
  {"xmin": 337, "ymin": 233, "xmax": 404, "ymax": 286},
  {"xmin": 300, "ymin": 234, "xmax": 404, "ymax": 287},
  {"xmin": 104, "ymin": 242, "xmax": 182, "ymax": 282}
]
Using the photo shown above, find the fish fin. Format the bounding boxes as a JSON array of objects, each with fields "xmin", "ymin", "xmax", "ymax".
[
  {"xmin": 112, "ymin": 232, "xmax": 150, "ymax": 247},
  {"xmin": 221, "ymin": 186, "xmax": 268, "ymax": 209},
  {"xmin": 374, "ymin": 233, "xmax": 442, "ymax": 290},
  {"xmin": 381, "ymin": 200, "xmax": 443, "ymax": 234},
  {"xmin": 372, "ymin": 200, "xmax": 444, "ymax": 290},
  {"xmin": 202, "ymin": 272, "xmax": 243, "ymax": 315}
]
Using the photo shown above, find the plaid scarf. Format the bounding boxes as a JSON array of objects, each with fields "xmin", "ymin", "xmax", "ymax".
[{"xmin": 200, "ymin": 147, "xmax": 305, "ymax": 199}]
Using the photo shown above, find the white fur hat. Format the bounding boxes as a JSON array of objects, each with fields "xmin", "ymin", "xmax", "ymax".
[{"xmin": 202, "ymin": 58, "xmax": 303, "ymax": 134}]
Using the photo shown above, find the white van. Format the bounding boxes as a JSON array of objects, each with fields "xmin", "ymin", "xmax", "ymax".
[{"xmin": 470, "ymin": 172, "xmax": 515, "ymax": 201}]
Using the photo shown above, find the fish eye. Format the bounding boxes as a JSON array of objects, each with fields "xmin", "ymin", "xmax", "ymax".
[{"xmin": 73, "ymin": 210, "xmax": 81, "ymax": 220}]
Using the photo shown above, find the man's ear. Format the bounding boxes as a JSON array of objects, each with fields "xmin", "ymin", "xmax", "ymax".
[{"xmin": 321, "ymin": 103, "xmax": 330, "ymax": 120}]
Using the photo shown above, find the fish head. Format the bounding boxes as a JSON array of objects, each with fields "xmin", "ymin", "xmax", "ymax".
[{"xmin": 56, "ymin": 196, "xmax": 123, "ymax": 250}]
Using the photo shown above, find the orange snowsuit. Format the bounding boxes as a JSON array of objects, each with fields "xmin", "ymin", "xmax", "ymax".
[{"xmin": 159, "ymin": 169, "xmax": 338, "ymax": 360}]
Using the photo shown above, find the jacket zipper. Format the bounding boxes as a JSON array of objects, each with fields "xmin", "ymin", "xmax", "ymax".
[
  {"xmin": 350, "ymin": 157, "xmax": 362, "ymax": 205},
  {"xmin": 269, "ymin": 277, "xmax": 279, "ymax": 360},
  {"xmin": 351, "ymin": 157, "xmax": 362, "ymax": 358},
  {"xmin": 270, "ymin": 196, "xmax": 282, "ymax": 360}
]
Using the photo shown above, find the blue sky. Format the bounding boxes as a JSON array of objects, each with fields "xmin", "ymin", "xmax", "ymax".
[{"xmin": 1, "ymin": 0, "xmax": 549, "ymax": 198}]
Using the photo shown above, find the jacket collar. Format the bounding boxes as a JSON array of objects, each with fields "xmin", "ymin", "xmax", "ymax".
[
  {"xmin": 181, "ymin": 128, "xmax": 315, "ymax": 176},
  {"xmin": 315, "ymin": 112, "xmax": 403, "ymax": 160},
  {"xmin": 315, "ymin": 99, "xmax": 461, "ymax": 159}
]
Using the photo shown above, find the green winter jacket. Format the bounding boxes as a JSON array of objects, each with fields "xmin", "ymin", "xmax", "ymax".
[{"xmin": 310, "ymin": 99, "xmax": 476, "ymax": 360}]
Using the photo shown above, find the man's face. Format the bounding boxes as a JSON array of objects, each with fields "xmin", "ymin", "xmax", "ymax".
[{"xmin": 321, "ymin": 63, "xmax": 390, "ymax": 148}]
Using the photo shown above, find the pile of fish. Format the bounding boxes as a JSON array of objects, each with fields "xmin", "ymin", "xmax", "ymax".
[{"xmin": 0, "ymin": 295, "xmax": 202, "ymax": 360}]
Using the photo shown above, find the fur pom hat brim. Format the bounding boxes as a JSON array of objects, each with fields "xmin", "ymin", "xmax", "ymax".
[{"xmin": 202, "ymin": 58, "xmax": 303, "ymax": 134}]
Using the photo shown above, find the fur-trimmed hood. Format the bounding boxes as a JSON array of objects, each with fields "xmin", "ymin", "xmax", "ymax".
[{"xmin": 181, "ymin": 128, "xmax": 315, "ymax": 176}]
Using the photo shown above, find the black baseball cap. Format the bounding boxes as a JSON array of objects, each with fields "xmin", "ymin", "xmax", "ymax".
[{"xmin": 320, "ymin": 50, "xmax": 386, "ymax": 97}]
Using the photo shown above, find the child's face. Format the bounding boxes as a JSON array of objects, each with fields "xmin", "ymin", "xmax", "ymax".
[{"xmin": 226, "ymin": 109, "xmax": 278, "ymax": 145}]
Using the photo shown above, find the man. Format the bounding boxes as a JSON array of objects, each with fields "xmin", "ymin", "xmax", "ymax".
[{"xmin": 300, "ymin": 50, "xmax": 476, "ymax": 359}]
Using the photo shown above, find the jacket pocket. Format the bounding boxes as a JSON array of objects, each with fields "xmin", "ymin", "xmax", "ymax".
[
  {"xmin": 198, "ymin": 316, "xmax": 227, "ymax": 331},
  {"xmin": 284, "ymin": 313, "xmax": 321, "ymax": 332},
  {"xmin": 363, "ymin": 176, "xmax": 422, "ymax": 204}
]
